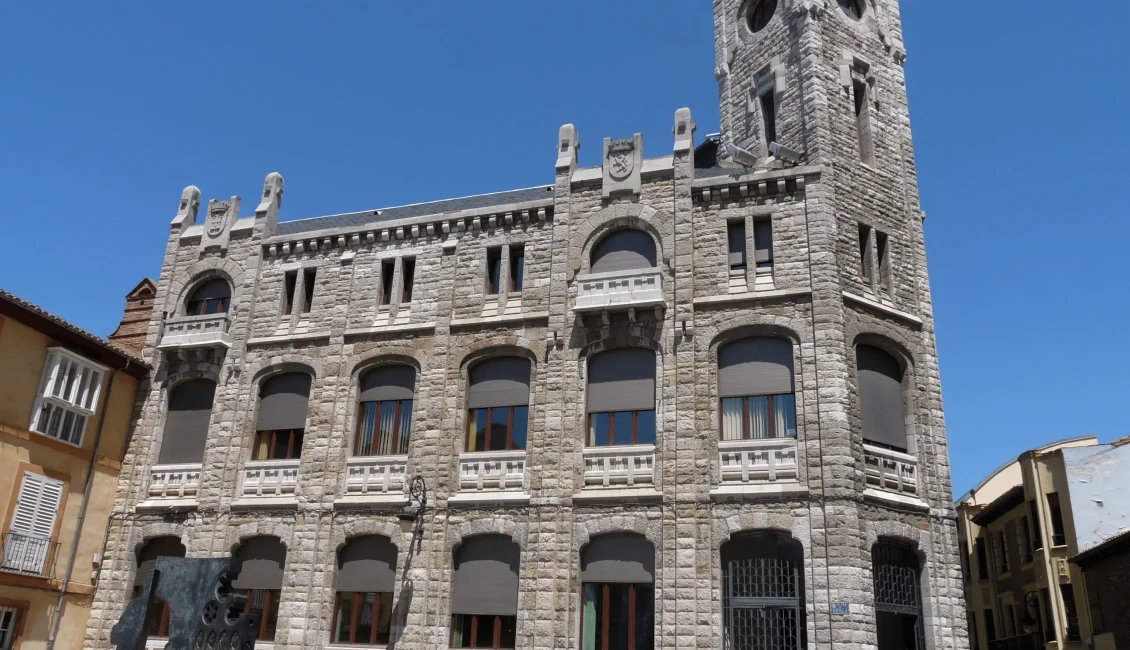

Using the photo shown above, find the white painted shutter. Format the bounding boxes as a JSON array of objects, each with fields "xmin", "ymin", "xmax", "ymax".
[{"xmin": 10, "ymin": 472, "xmax": 63, "ymax": 539}]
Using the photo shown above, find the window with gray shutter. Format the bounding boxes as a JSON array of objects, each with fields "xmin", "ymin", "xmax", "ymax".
[
  {"xmin": 856, "ymin": 345, "xmax": 907, "ymax": 450},
  {"xmin": 451, "ymin": 535, "xmax": 520, "ymax": 616},
  {"xmin": 135, "ymin": 536, "xmax": 186, "ymax": 587},
  {"xmin": 590, "ymin": 230, "xmax": 657, "ymax": 274},
  {"xmin": 581, "ymin": 533, "xmax": 655, "ymax": 584},
  {"xmin": 159, "ymin": 379, "xmax": 216, "ymax": 465},
  {"xmin": 335, "ymin": 536, "xmax": 398, "ymax": 593},
  {"xmin": 232, "ymin": 536, "xmax": 286, "ymax": 591},
  {"xmin": 587, "ymin": 348, "xmax": 656, "ymax": 413},
  {"xmin": 256, "ymin": 373, "xmax": 312, "ymax": 431},
  {"xmin": 186, "ymin": 279, "xmax": 231, "ymax": 315},
  {"xmin": 718, "ymin": 338, "xmax": 794, "ymax": 398},
  {"xmin": 467, "ymin": 358, "xmax": 531, "ymax": 409},
  {"xmin": 360, "ymin": 365, "xmax": 416, "ymax": 403}
]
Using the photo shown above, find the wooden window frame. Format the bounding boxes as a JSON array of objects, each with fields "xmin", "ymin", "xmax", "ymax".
[
  {"xmin": 587, "ymin": 410, "xmax": 655, "ymax": 447},
  {"xmin": 242, "ymin": 589, "xmax": 280, "ymax": 641},
  {"xmin": 449, "ymin": 614, "xmax": 515, "ymax": 649},
  {"xmin": 252, "ymin": 429, "xmax": 304, "ymax": 461},
  {"xmin": 717, "ymin": 393, "xmax": 795, "ymax": 440},
  {"xmin": 465, "ymin": 406, "xmax": 526, "ymax": 452},
  {"xmin": 580, "ymin": 583, "xmax": 649, "ymax": 650},
  {"xmin": 0, "ymin": 599, "xmax": 30, "ymax": 650},
  {"xmin": 353, "ymin": 400, "xmax": 410, "ymax": 457},
  {"xmin": 332, "ymin": 591, "xmax": 389, "ymax": 646}
]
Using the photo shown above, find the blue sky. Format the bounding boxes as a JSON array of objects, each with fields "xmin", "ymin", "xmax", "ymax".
[{"xmin": 1, "ymin": 2, "xmax": 1127, "ymax": 496}]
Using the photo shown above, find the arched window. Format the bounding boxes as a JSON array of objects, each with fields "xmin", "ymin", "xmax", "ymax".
[
  {"xmin": 587, "ymin": 348, "xmax": 656, "ymax": 446},
  {"xmin": 355, "ymin": 365, "xmax": 415, "ymax": 457},
  {"xmin": 333, "ymin": 536, "xmax": 398, "ymax": 646},
  {"xmin": 721, "ymin": 531, "xmax": 805, "ymax": 650},
  {"xmin": 185, "ymin": 279, "xmax": 231, "ymax": 316},
  {"xmin": 581, "ymin": 533, "xmax": 655, "ymax": 650},
  {"xmin": 590, "ymin": 230, "xmax": 657, "ymax": 274},
  {"xmin": 254, "ymin": 373, "xmax": 311, "ymax": 460},
  {"xmin": 233, "ymin": 536, "xmax": 286, "ymax": 641},
  {"xmin": 872, "ymin": 539, "xmax": 924, "ymax": 650},
  {"xmin": 856, "ymin": 345, "xmax": 907, "ymax": 451},
  {"xmin": 466, "ymin": 358, "xmax": 530, "ymax": 452},
  {"xmin": 159, "ymin": 379, "xmax": 216, "ymax": 465},
  {"xmin": 133, "ymin": 536, "xmax": 185, "ymax": 639},
  {"xmin": 718, "ymin": 337, "xmax": 797, "ymax": 441},
  {"xmin": 450, "ymin": 535, "xmax": 520, "ymax": 649}
]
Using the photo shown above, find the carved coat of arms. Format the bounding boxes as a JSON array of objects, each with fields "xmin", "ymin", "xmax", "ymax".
[
  {"xmin": 607, "ymin": 139, "xmax": 635, "ymax": 180},
  {"xmin": 206, "ymin": 202, "xmax": 229, "ymax": 238}
]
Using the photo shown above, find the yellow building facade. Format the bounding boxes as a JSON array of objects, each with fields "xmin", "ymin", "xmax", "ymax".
[{"xmin": 0, "ymin": 290, "xmax": 146, "ymax": 650}]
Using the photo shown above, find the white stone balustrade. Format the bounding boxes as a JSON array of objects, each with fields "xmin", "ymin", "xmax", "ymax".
[
  {"xmin": 147, "ymin": 463, "xmax": 202, "ymax": 498},
  {"xmin": 573, "ymin": 268, "xmax": 664, "ymax": 313},
  {"xmin": 583, "ymin": 445, "xmax": 656, "ymax": 487},
  {"xmin": 240, "ymin": 459, "xmax": 300, "ymax": 498},
  {"xmin": 718, "ymin": 438, "xmax": 799, "ymax": 484},
  {"xmin": 459, "ymin": 451, "xmax": 526, "ymax": 491},
  {"xmin": 345, "ymin": 456, "xmax": 407, "ymax": 495},
  {"xmin": 862, "ymin": 444, "xmax": 918, "ymax": 495},
  {"xmin": 158, "ymin": 313, "xmax": 232, "ymax": 350}
]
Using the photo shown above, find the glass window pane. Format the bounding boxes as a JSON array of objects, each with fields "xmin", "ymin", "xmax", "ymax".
[
  {"xmin": 510, "ymin": 406, "xmax": 528, "ymax": 450},
  {"xmin": 473, "ymin": 616, "xmax": 494, "ymax": 648},
  {"xmin": 721, "ymin": 398, "xmax": 744, "ymax": 441},
  {"xmin": 356, "ymin": 403, "xmax": 378, "ymax": 456},
  {"xmin": 70, "ymin": 414, "xmax": 86, "ymax": 444},
  {"xmin": 47, "ymin": 405, "xmax": 63, "ymax": 437},
  {"xmin": 608, "ymin": 584, "xmax": 630, "ymax": 649},
  {"xmin": 35, "ymin": 403, "xmax": 52, "ymax": 434},
  {"xmin": 377, "ymin": 401, "xmax": 398, "ymax": 455},
  {"xmin": 375, "ymin": 592, "xmax": 393, "ymax": 644},
  {"xmin": 62, "ymin": 362, "xmax": 79, "ymax": 404},
  {"xmin": 499, "ymin": 615, "xmax": 517, "ymax": 649},
  {"xmin": 612, "ymin": 411, "xmax": 633, "ymax": 445},
  {"xmin": 397, "ymin": 400, "xmax": 413, "ymax": 455},
  {"xmin": 85, "ymin": 371, "xmax": 101, "ymax": 410},
  {"xmin": 636, "ymin": 410, "xmax": 656, "ymax": 445},
  {"xmin": 469, "ymin": 409, "xmax": 488, "ymax": 452},
  {"xmin": 355, "ymin": 593, "xmax": 376, "ymax": 644},
  {"xmin": 272, "ymin": 431, "xmax": 289, "ymax": 459},
  {"xmin": 451, "ymin": 614, "xmax": 472, "ymax": 649},
  {"xmin": 582, "ymin": 584, "xmax": 600, "ymax": 650},
  {"xmin": 774, "ymin": 394, "xmax": 797, "ymax": 438},
  {"xmin": 589, "ymin": 413, "xmax": 610, "ymax": 447},
  {"xmin": 635, "ymin": 586, "xmax": 655, "ymax": 650},
  {"xmin": 52, "ymin": 358, "xmax": 70, "ymax": 397},
  {"xmin": 334, "ymin": 594, "xmax": 353, "ymax": 643},
  {"xmin": 513, "ymin": 256, "xmax": 525, "ymax": 292},
  {"xmin": 490, "ymin": 408, "xmax": 510, "ymax": 451},
  {"xmin": 748, "ymin": 396, "xmax": 769, "ymax": 439}
]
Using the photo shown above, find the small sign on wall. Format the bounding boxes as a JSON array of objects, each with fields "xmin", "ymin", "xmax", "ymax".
[{"xmin": 832, "ymin": 602, "xmax": 851, "ymax": 615}]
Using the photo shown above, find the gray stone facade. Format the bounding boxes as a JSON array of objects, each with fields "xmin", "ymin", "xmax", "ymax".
[{"xmin": 86, "ymin": 2, "xmax": 968, "ymax": 650}]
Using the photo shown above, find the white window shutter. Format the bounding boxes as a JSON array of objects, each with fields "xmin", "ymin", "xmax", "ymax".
[{"xmin": 10, "ymin": 472, "xmax": 63, "ymax": 539}]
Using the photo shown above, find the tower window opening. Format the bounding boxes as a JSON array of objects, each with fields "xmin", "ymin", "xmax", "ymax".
[
  {"xmin": 838, "ymin": 0, "xmax": 864, "ymax": 20},
  {"xmin": 760, "ymin": 91, "xmax": 777, "ymax": 151},
  {"xmin": 746, "ymin": 0, "xmax": 777, "ymax": 33}
]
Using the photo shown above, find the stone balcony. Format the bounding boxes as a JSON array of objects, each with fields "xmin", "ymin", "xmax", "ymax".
[
  {"xmin": 236, "ymin": 459, "xmax": 300, "ymax": 506},
  {"xmin": 336, "ymin": 455, "xmax": 408, "ymax": 507},
  {"xmin": 451, "ymin": 450, "xmax": 528, "ymax": 504},
  {"xmin": 573, "ymin": 268, "xmax": 664, "ymax": 315},
  {"xmin": 713, "ymin": 438, "xmax": 804, "ymax": 499},
  {"xmin": 158, "ymin": 313, "xmax": 232, "ymax": 351},
  {"xmin": 862, "ymin": 443, "xmax": 927, "ymax": 510},
  {"xmin": 581, "ymin": 444, "xmax": 656, "ymax": 490},
  {"xmin": 137, "ymin": 463, "xmax": 202, "ymax": 510}
]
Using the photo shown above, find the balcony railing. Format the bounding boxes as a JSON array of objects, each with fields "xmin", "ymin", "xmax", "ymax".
[
  {"xmin": 1, "ymin": 532, "xmax": 59, "ymax": 577},
  {"xmin": 240, "ymin": 459, "xmax": 300, "ymax": 498},
  {"xmin": 988, "ymin": 634, "xmax": 1042, "ymax": 650},
  {"xmin": 718, "ymin": 438, "xmax": 799, "ymax": 484},
  {"xmin": 573, "ymin": 268, "xmax": 664, "ymax": 313},
  {"xmin": 345, "ymin": 456, "xmax": 407, "ymax": 495},
  {"xmin": 583, "ymin": 445, "xmax": 656, "ymax": 488},
  {"xmin": 158, "ymin": 312, "xmax": 232, "ymax": 351},
  {"xmin": 862, "ymin": 444, "xmax": 918, "ymax": 495},
  {"xmin": 147, "ymin": 463, "xmax": 202, "ymax": 499},
  {"xmin": 459, "ymin": 451, "xmax": 526, "ymax": 491}
]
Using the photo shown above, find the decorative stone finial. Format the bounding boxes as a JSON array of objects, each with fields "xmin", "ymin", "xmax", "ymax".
[
  {"xmin": 673, "ymin": 108, "xmax": 696, "ymax": 153},
  {"xmin": 556, "ymin": 124, "xmax": 579, "ymax": 172},
  {"xmin": 171, "ymin": 185, "xmax": 201, "ymax": 228},
  {"xmin": 256, "ymin": 172, "xmax": 285, "ymax": 216}
]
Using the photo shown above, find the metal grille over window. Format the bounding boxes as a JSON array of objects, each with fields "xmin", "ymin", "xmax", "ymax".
[
  {"xmin": 722, "ymin": 532, "xmax": 805, "ymax": 650},
  {"xmin": 30, "ymin": 348, "xmax": 104, "ymax": 445},
  {"xmin": 872, "ymin": 539, "xmax": 925, "ymax": 650}
]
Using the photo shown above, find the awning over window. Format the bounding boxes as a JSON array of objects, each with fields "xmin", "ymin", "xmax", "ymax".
[
  {"xmin": 451, "ymin": 535, "xmax": 520, "ymax": 616},
  {"xmin": 467, "ymin": 358, "xmax": 531, "ymax": 409},
  {"xmin": 360, "ymin": 365, "xmax": 416, "ymax": 403},
  {"xmin": 718, "ymin": 337, "xmax": 794, "ymax": 398},
  {"xmin": 587, "ymin": 348, "xmax": 655, "ymax": 413},
  {"xmin": 581, "ymin": 533, "xmax": 654, "ymax": 584},
  {"xmin": 232, "ymin": 536, "xmax": 287, "ymax": 591},
  {"xmin": 135, "ymin": 536, "xmax": 186, "ymax": 587},
  {"xmin": 591, "ymin": 230, "xmax": 657, "ymax": 274},
  {"xmin": 256, "ymin": 373, "xmax": 312, "ymax": 431},
  {"xmin": 335, "ymin": 535, "xmax": 398, "ymax": 593},
  {"xmin": 856, "ymin": 345, "xmax": 907, "ymax": 450},
  {"xmin": 159, "ymin": 379, "xmax": 216, "ymax": 465}
]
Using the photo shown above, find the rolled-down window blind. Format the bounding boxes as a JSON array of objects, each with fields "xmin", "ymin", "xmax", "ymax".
[
  {"xmin": 360, "ymin": 365, "xmax": 416, "ymax": 402},
  {"xmin": 335, "ymin": 535, "xmax": 398, "ymax": 593},
  {"xmin": 580, "ymin": 533, "xmax": 655, "ymax": 583},
  {"xmin": 256, "ymin": 373, "xmax": 312, "ymax": 431},
  {"xmin": 188, "ymin": 279, "xmax": 231, "ymax": 302},
  {"xmin": 135, "ymin": 536, "xmax": 186, "ymax": 587},
  {"xmin": 232, "ymin": 536, "xmax": 287, "ymax": 591},
  {"xmin": 718, "ymin": 337, "xmax": 794, "ymax": 398},
  {"xmin": 467, "ymin": 358, "xmax": 531, "ymax": 409},
  {"xmin": 856, "ymin": 344, "xmax": 907, "ymax": 450},
  {"xmin": 590, "ymin": 230, "xmax": 657, "ymax": 274},
  {"xmin": 159, "ymin": 379, "xmax": 216, "ymax": 465},
  {"xmin": 587, "ymin": 348, "xmax": 655, "ymax": 413},
  {"xmin": 451, "ymin": 535, "xmax": 520, "ymax": 616}
]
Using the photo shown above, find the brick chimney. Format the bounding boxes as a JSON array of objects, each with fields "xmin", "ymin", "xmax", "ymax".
[{"xmin": 109, "ymin": 278, "xmax": 156, "ymax": 357}]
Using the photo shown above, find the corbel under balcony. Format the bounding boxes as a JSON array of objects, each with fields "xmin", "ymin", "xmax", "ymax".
[{"xmin": 158, "ymin": 313, "xmax": 232, "ymax": 351}]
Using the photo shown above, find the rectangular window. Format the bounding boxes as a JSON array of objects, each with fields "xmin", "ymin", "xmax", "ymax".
[
  {"xmin": 982, "ymin": 609, "xmax": 996, "ymax": 642},
  {"xmin": 581, "ymin": 583, "xmax": 654, "ymax": 650},
  {"xmin": 402, "ymin": 258, "xmax": 416, "ymax": 304},
  {"xmin": 753, "ymin": 219, "xmax": 773, "ymax": 269},
  {"xmin": 759, "ymin": 91, "xmax": 777, "ymax": 149},
  {"xmin": 301, "ymin": 268, "xmax": 317, "ymax": 314},
  {"xmin": 719, "ymin": 394, "xmax": 797, "ymax": 441},
  {"xmin": 252, "ymin": 429, "xmax": 304, "ymax": 461},
  {"xmin": 380, "ymin": 259, "xmax": 395, "ymax": 307},
  {"xmin": 727, "ymin": 220, "xmax": 746, "ymax": 271},
  {"xmin": 969, "ymin": 611, "xmax": 979, "ymax": 650},
  {"xmin": 858, "ymin": 224, "xmax": 873, "ymax": 283},
  {"xmin": 876, "ymin": 231, "xmax": 891, "ymax": 292},
  {"xmin": 243, "ymin": 589, "xmax": 280, "ymax": 641},
  {"xmin": 465, "ymin": 406, "xmax": 528, "ymax": 452},
  {"xmin": 30, "ymin": 349, "xmax": 104, "ymax": 446},
  {"xmin": 187, "ymin": 295, "xmax": 228, "ymax": 316},
  {"xmin": 333, "ymin": 591, "xmax": 393, "ymax": 646},
  {"xmin": 0, "ymin": 606, "xmax": 24, "ymax": 650},
  {"xmin": 1087, "ymin": 577, "xmax": 1104, "ymax": 635},
  {"xmin": 1018, "ymin": 516, "xmax": 1033, "ymax": 564},
  {"xmin": 283, "ymin": 270, "xmax": 298, "ymax": 315},
  {"xmin": 450, "ymin": 614, "xmax": 517, "ymax": 649},
  {"xmin": 587, "ymin": 410, "xmax": 657, "ymax": 447},
  {"xmin": 960, "ymin": 542, "xmax": 971, "ymax": 584},
  {"xmin": 354, "ymin": 400, "xmax": 413, "ymax": 457},
  {"xmin": 3, "ymin": 471, "xmax": 64, "ymax": 575},
  {"xmin": 1029, "ymin": 501, "xmax": 1043, "ymax": 550},
  {"xmin": 486, "ymin": 247, "xmax": 502, "ymax": 295},
  {"xmin": 1003, "ymin": 603, "xmax": 1015, "ymax": 638},
  {"xmin": 1061, "ymin": 584, "xmax": 1081, "ymax": 641},
  {"xmin": 975, "ymin": 538, "xmax": 989, "ymax": 581},
  {"xmin": 853, "ymin": 79, "xmax": 875, "ymax": 164},
  {"xmin": 996, "ymin": 530, "xmax": 1010, "ymax": 574},
  {"xmin": 1047, "ymin": 493, "xmax": 1066, "ymax": 546},
  {"xmin": 508, "ymin": 244, "xmax": 525, "ymax": 292}
]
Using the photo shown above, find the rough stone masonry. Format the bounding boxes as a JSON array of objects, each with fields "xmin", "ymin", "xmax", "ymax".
[{"xmin": 86, "ymin": 1, "xmax": 968, "ymax": 650}]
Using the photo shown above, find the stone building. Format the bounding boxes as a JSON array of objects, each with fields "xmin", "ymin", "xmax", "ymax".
[{"xmin": 85, "ymin": 1, "xmax": 966, "ymax": 650}]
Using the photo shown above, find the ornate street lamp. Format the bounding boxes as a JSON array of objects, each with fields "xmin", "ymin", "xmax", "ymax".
[{"xmin": 397, "ymin": 475, "xmax": 428, "ymax": 535}]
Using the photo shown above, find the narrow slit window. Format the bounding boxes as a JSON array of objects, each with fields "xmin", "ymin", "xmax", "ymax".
[
  {"xmin": 853, "ymin": 79, "xmax": 875, "ymax": 164},
  {"xmin": 858, "ymin": 224, "xmax": 873, "ymax": 283},
  {"xmin": 508, "ymin": 244, "xmax": 525, "ymax": 292},
  {"xmin": 402, "ymin": 257, "xmax": 416, "ymax": 303},
  {"xmin": 876, "ymin": 231, "xmax": 890, "ymax": 292},
  {"xmin": 301, "ymin": 269, "xmax": 316, "ymax": 314},
  {"xmin": 753, "ymin": 218, "xmax": 773, "ymax": 269},
  {"xmin": 283, "ymin": 270, "xmax": 298, "ymax": 316},
  {"xmin": 727, "ymin": 220, "xmax": 746, "ymax": 271},
  {"xmin": 380, "ymin": 259, "xmax": 395, "ymax": 306},
  {"xmin": 486, "ymin": 247, "xmax": 502, "ymax": 295},
  {"xmin": 759, "ymin": 90, "xmax": 777, "ymax": 149}
]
